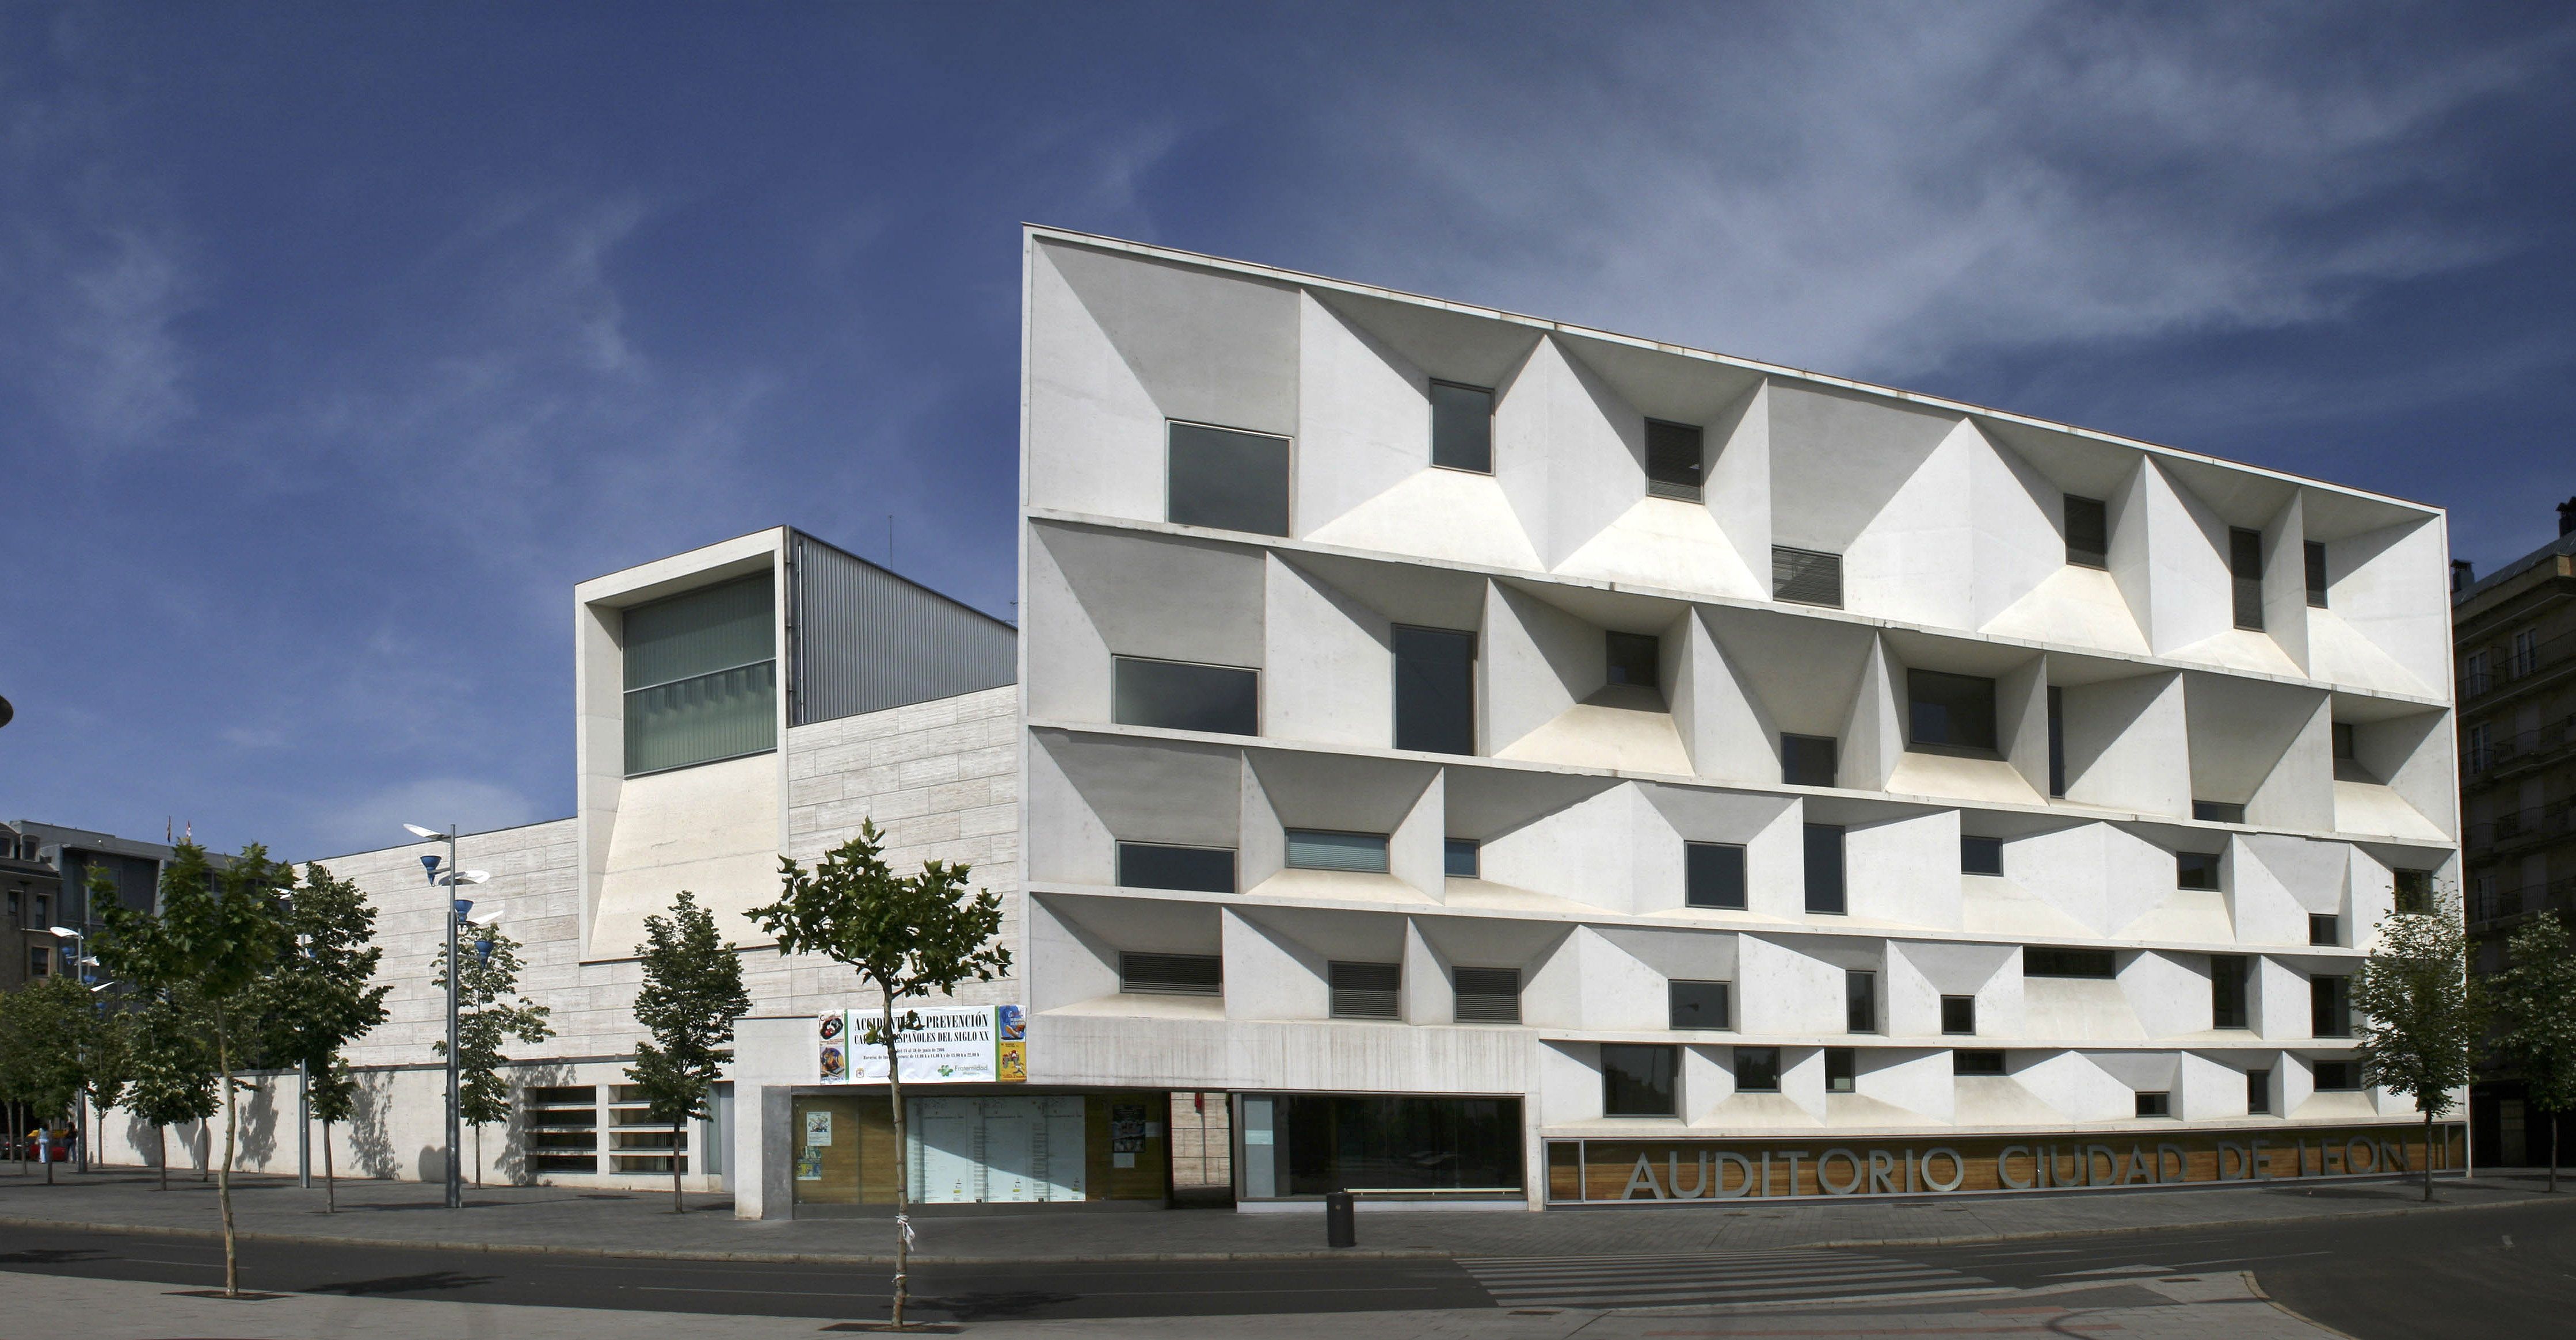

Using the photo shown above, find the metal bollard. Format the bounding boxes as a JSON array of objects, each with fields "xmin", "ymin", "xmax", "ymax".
[{"xmin": 1325, "ymin": 1190, "xmax": 1356, "ymax": 1248}]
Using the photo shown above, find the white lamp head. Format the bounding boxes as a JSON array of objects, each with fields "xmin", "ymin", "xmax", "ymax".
[
  {"xmin": 437, "ymin": 869, "xmax": 491, "ymax": 887},
  {"xmin": 467, "ymin": 907, "xmax": 503, "ymax": 927},
  {"xmin": 47, "ymin": 926, "xmax": 81, "ymax": 940},
  {"xmin": 403, "ymin": 823, "xmax": 441, "ymax": 840}
]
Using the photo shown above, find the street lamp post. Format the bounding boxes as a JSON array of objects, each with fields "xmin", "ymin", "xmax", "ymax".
[
  {"xmin": 45, "ymin": 926, "xmax": 104, "ymax": 1173},
  {"xmin": 405, "ymin": 824, "xmax": 489, "ymax": 1211}
]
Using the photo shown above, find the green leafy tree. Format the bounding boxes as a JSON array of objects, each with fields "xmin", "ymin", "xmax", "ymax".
[
  {"xmin": 2354, "ymin": 886, "xmax": 2486, "ymax": 1201},
  {"xmin": 124, "ymin": 991, "xmax": 220, "ymax": 1192},
  {"xmin": 261, "ymin": 861, "xmax": 391, "ymax": 1211},
  {"xmin": 0, "ymin": 977, "xmax": 92, "ymax": 1184},
  {"xmin": 748, "ymin": 821, "xmax": 1010, "ymax": 1331},
  {"xmin": 432, "ymin": 929, "xmax": 551, "ymax": 1185},
  {"xmin": 73, "ymin": 1003, "xmax": 134, "ymax": 1174},
  {"xmin": 2492, "ymin": 911, "xmax": 2576, "ymax": 1192},
  {"xmin": 94, "ymin": 842, "xmax": 289, "ymax": 1297},
  {"xmin": 306, "ymin": 1059, "xmax": 363, "ymax": 1210},
  {"xmin": 626, "ymin": 891, "xmax": 752, "ymax": 1212}
]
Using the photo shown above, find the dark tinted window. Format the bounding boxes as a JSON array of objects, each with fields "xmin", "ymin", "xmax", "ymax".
[
  {"xmin": 1941, "ymin": 994, "xmax": 1977, "ymax": 1035},
  {"xmin": 1961, "ymin": 835, "xmax": 2004, "ymax": 876},
  {"xmin": 1953, "ymin": 1049, "xmax": 2007, "ymax": 1076},
  {"xmin": 2064, "ymin": 495, "xmax": 2109, "ymax": 567},
  {"xmin": 1685, "ymin": 842, "xmax": 1747, "ymax": 910},
  {"xmin": 1605, "ymin": 632, "xmax": 1659, "ymax": 689},
  {"xmin": 2177, "ymin": 851, "xmax": 2221, "ymax": 890},
  {"xmin": 1908, "ymin": 669, "xmax": 1997, "ymax": 751},
  {"xmin": 1329, "ymin": 961, "xmax": 1401, "ymax": 1020},
  {"xmin": 1168, "ymin": 422, "xmax": 1290, "ymax": 536},
  {"xmin": 1114, "ymin": 656, "xmax": 1257, "ymax": 735},
  {"xmin": 1270, "ymin": 1094, "xmax": 1525, "ymax": 1195},
  {"xmin": 2135, "ymin": 1091, "xmax": 2170, "ymax": 1117},
  {"xmin": 2309, "ymin": 914, "xmax": 2340, "ymax": 946},
  {"xmin": 1121, "ymin": 952, "xmax": 1222, "ymax": 996},
  {"xmin": 1393, "ymin": 626, "xmax": 1476, "ymax": 754},
  {"xmin": 2312, "ymin": 1060, "xmax": 2362, "ymax": 1091},
  {"xmin": 1443, "ymin": 838, "xmax": 1480, "ymax": 879},
  {"xmin": 1734, "ymin": 1046, "xmax": 1781, "ymax": 1093},
  {"xmin": 1644, "ymin": 419, "xmax": 1704, "ymax": 500},
  {"xmin": 1773, "ymin": 546, "xmax": 1843, "ymax": 608},
  {"xmin": 1430, "ymin": 381, "xmax": 1493, "ymax": 473},
  {"xmin": 2332, "ymin": 721, "xmax": 2356, "ymax": 760},
  {"xmin": 1804, "ymin": 823, "xmax": 1846, "ymax": 914},
  {"xmin": 2304, "ymin": 540, "xmax": 2329, "ymax": 608},
  {"xmin": 1826, "ymin": 1047, "xmax": 1857, "ymax": 1094},
  {"xmin": 2047, "ymin": 685, "xmax": 2066, "ymax": 797},
  {"xmin": 1287, "ymin": 830, "xmax": 1389, "ymax": 873},
  {"xmin": 2211, "ymin": 955, "xmax": 2250, "ymax": 1029},
  {"xmin": 2194, "ymin": 800, "xmax": 2246, "ymax": 823},
  {"xmin": 1116, "ymin": 843, "xmax": 1236, "ymax": 894},
  {"xmin": 1602, "ymin": 1044, "xmax": 1679, "ymax": 1114},
  {"xmin": 1669, "ymin": 980, "xmax": 1732, "ymax": 1030},
  {"xmin": 2311, "ymin": 976, "xmax": 2351, "ymax": 1037},
  {"xmin": 2246, "ymin": 1067, "xmax": 2273, "ymax": 1112},
  {"xmin": 2025, "ymin": 948, "xmax": 2117, "ymax": 978},
  {"xmin": 2394, "ymin": 869, "xmax": 2433, "ymax": 915},
  {"xmin": 2230, "ymin": 526, "xmax": 2265, "ymax": 630},
  {"xmin": 1846, "ymin": 969, "xmax": 1877, "ymax": 1033},
  {"xmin": 1453, "ymin": 967, "xmax": 1521, "ymax": 1024},
  {"xmin": 1782, "ymin": 734, "xmax": 1838, "ymax": 787}
]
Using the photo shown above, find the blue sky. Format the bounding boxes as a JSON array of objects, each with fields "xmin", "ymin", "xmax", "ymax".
[{"xmin": 3, "ymin": 2, "xmax": 2571, "ymax": 861}]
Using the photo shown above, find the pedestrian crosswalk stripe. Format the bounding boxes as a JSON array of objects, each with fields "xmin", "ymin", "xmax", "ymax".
[{"xmin": 1458, "ymin": 1249, "xmax": 1995, "ymax": 1309}]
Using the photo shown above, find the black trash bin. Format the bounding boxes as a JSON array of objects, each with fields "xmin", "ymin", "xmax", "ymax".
[{"xmin": 1325, "ymin": 1190, "xmax": 1356, "ymax": 1248}]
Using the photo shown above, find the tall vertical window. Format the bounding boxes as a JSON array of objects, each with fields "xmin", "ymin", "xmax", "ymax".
[
  {"xmin": 2464, "ymin": 650, "xmax": 2491, "ymax": 696},
  {"xmin": 2311, "ymin": 976, "xmax": 2352, "ymax": 1037},
  {"xmin": 1644, "ymin": 419, "xmax": 1704, "ymax": 501},
  {"xmin": 1804, "ymin": 823, "xmax": 1846, "ymax": 915},
  {"xmin": 2247, "ymin": 1067, "xmax": 2273, "ymax": 1114},
  {"xmin": 2211, "ymin": 955, "xmax": 2249, "ymax": 1030},
  {"xmin": 1846, "ymin": 969, "xmax": 1878, "ymax": 1033},
  {"xmin": 1782, "ymin": 734, "xmax": 1839, "ymax": 788},
  {"xmin": 1685, "ymin": 842, "xmax": 1747, "ymax": 910},
  {"xmin": 2230, "ymin": 527, "xmax": 2265, "ymax": 631},
  {"xmin": 2303, "ymin": 540, "xmax": 2329, "ymax": 608},
  {"xmin": 1907, "ymin": 670, "xmax": 1998, "ymax": 753},
  {"xmin": 623, "ymin": 573, "xmax": 778, "ymax": 776},
  {"xmin": 2047, "ymin": 685, "xmax": 2066, "ymax": 797},
  {"xmin": 2332, "ymin": 721, "xmax": 2357, "ymax": 762},
  {"xmin": 2513, "ymin": 629, "xmax": 2540, "ymax": 677},
  {"xmin": 1605, "ymin": 632, "xmax": 1660, "ymax": 690},
  {"xmin": 1430, "ymin": 381, "xmax": 1493, "ymax": 473},
  {"xmin": 1826, "ymin": 1048, "xmax": 1858, "ymax": 1095},
  {"xmin": 2064, "ymin": 495, "xmax": 2109, "ymax": 568},
  {"xmin": 1393, "ymin": 626, "xmax": 1477, "ymax": 754},
  {"xmin": 1168, "ymin": 422, "xmax": 1290, "ymax": 536}
]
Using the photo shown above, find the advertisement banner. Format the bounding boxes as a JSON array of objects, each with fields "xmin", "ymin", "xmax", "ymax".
[
  {"xmin": 815, "ymin": 1005, "xmax": 1028, "ymax": 1084},
  {"xmin": 816, "ymin": 1011, "xmax": 849, "ymax": 1084}
]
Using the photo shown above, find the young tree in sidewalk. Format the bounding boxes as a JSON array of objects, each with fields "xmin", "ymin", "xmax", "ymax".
[
  {"xmin": 0, "ymin": 977, "xmax": 92, "ymax": 1185},
  {"xmin": 72, "ymin": 1002, "xmax": 134, "ymax": 1174},
  {"xmin": 626, "ymin": 890, "xmax": 752, "ymax": 1213},
  {"xmin": 2492, "ymin": 911, "xmax": 2576, "ymax": 1192},
  {"xmin": 124, "ymin": 991, "xmax": 219, "ymax": 1192},
  {"xmin": 432, "ymin": 929, "xmax": 551, "ymax": 1187},
  {"xmin": 259, "ymin": 861, "xmax": 391, "ymax": 1210},
  {"xmin": 749, "ymin": 821, "xmax": 1010, "ymax": 1332},
  {"xmin": 2355, "ymin": 885, "xmax": 2486, "ymax": 1202},
  {"xmin": 95, "ymin": 842, "xmax": 289, "ymax": 1297}
]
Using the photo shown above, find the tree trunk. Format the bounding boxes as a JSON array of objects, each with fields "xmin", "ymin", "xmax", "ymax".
[
  {"xmin": 2551, "ymin": 1112, "xmax": 2560, "ymax": 1194},
  {"xmin": 882, "ymin": 984, "xmax": 909, "ymax": 1331},
  {"xmin": 474, "ymin": 1122, "xmax": 482, "ymax": 1188},
  {"xmin": 323, "ymin": 1118, "xmax": 336, "ymax": 1213},
  {"xmin": 217, "ymin": 1005, "xmax": 241, "ymax": 1299},
  {"xmin": 158, "ymin": 1126, "xmax": 167, "ymax": 1192},
  {"xmin": 2422, "ymin": 1109, "xmax": 2435, "ymax": 1202},
  {"xmin": 672, "ymin": 1111, "xmax": 684, "ymax": 1213}
]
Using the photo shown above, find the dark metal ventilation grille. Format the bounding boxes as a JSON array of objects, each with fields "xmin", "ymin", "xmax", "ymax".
[
  {"xmin": 1329, "ymin": 961, "xmax": 1401, "ymax": 1020},
  {"xmin": 1119, "ymin": 952, "xmax": 1223, "ymax": 997},
  {"xmin": 1453, "ymin": 967, "xmax": 1522, "ymax": 1024},
  {"xmin": 1772, "ymin": 546, "xmax": 1844, "ymax": 608}
]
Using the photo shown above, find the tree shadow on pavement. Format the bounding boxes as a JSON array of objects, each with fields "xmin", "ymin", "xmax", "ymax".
[{"xmin": 305, "ymin": 1269, "xmax": 501, "ymax": 1295}]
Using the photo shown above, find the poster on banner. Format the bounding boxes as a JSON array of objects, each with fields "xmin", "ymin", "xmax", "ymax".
[
  {"xmin": 849, "ymin": 1006, "xmax": 1003, "ymax": 1083},
  {"xmin": 816, "ymin": 1011, "xmax": 848, "ymax": 1083}
]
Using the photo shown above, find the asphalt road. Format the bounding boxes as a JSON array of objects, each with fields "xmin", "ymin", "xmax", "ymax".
[{"xmin": 5, "ymin": 1193, "xmax": 2573, "ymax": 1334}]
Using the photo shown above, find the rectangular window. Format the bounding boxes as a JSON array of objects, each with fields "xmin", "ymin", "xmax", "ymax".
[
  {"xmin": 2313, "ymin": 1060, "xmax": 2363, "ymax": 1091},
  {"xmin": 1453, "ymin": 967, "xmax": 1521, "ymax": 1024},
  {"xmin": 525, "ymin": 1085, "xmax": 600, "ymax": 1175},
  {"xmin": 1804, "ymin": 824, "xmax": 1846, "ymax": 915},
  {"xmin": 1256, "ymin": 1094, "xmax": 1526, "ymax": 1197},
  {"xmin": 1605, "ymin": 631, "xmax": 1660, "ymax": 690},
  {"xmin": 1846, "ymin": 969, "xmax": 1878, "ymax": 1034},
  {"xmin": 1115, "ymin": 842, "xmax": 1237, "ymax": 894},
  {"xmin": 2512, "ymin": 629, "xmax": 2540, "ymax": 677},
  {"xmin": 1668, "ymin": 980, "xmax": 1732, "ymax": 1031},
  {"xmin": 2211, "ymin": 955, "xmax": 2250, "ymax": 1030},
  {"xmin": 2311, "ymin": 976, "xmax": 2351, "ymax": 1037},
  {"xmin": 2193, "ymin": 800, "xmax": 2246, "ymax": 824},
  {"xmin": 1685, "ymin": 842, "xmax": 1747, "ymax": 910},
  {"xmin": 2394, "ymin": 869, "xmax": 2433, "ymax": 916},
  {"xmin": 1644, "ymin": 419, "xmax": 1704, "ymax": 501},
  {"xmin": 1430, "ymin": 381, "xmax": 1493, "ymax": 473},
  {"xmin": 1603, "ymin": 1044, "xmax": 1680, "ymax": 1115},
  {"xmin": 2467, "ymin": 721, "xmax": 2491, "ymax": 772},
  {"xmin": 622, "ymin": 572, "xmax": 778, "ymax": 777},
  {"xmin": 2308, "ymin": 914, "xmax": 2341, "ymax": 946},
  {"xmin": 2247, "ymin": 1068, "xmax": 2273, "ymax": 1113},
  {"xmin": 2331, "ymin": 721, "xmax": 2356, "ymax": 761},
  {"xmin": 1734, "ymin": 1046, "xmax": 1782, "ymax": 1093},
  {"xmin": 1941, "ymin": 994, "xmax": 1977, "ymax": 1036},
  {"xmin": 2230, "ymin": 526, "xmax": 2265, "ymax": 631},
  {"xmin": 1953, "ymin": 1049, "xmax": 2006, "ymax": 1076},
  {"xmin": 1286, "ymin": 830, "xmax": 1390, "ymax": 874},
  {"xmin": 608, "ymin": 1085, "xmax": 689, "ymax": 1175},
  {"xmin": 1121, "ymin": 952, "xmax": 1224, "ymax": 997},
  {"xmin": 1328, "ymin": 961, "xmax": 1401, "ymax": 1020},
  {"xmin": 2047, "ymin": 685, "xmax": 2067, "ymax": 797},
  {"xmin": 2177, "ymin": 851, "xmax": 2221, "ymax": 890},
  {"xmin": 1825, "ymin": 1048, "xmax": 1858, "ymax": 1095},
  {"xmin": 1443, "ymin": 838, "xmax": 1480, "ymax": 879},
  {"xmin": 2025, "ymin": 948, "xmax": 2118, "ymax": 979},
  {"xmin": 1772, "ymin": 546, "xmax": 1844, "ymax": 608},
  {"xmin": 1112, "ymin": 656, "xmax": 1259, "ymax": 735},
  {"xmin": 2464, "ymin": 650, "xmax": 2490, "ymax": 696},
  {"xmin": 1393, "ymin": 626, "xmax": 1477, "ymax": 754},
  {"xmin": 1167, "ymin": 421, "xmax": 1290, "ymax": 536},
  {"xmin": 1782, "ymin": 734, "xmax": 1839, "ymax": 787},
  {"xmin": 1908, "ymin": 669, "xmax": 1998, "ymax": 753},
  {"xmin": 1960, "ymin": 835, "xmax": 2004, "ymax": 877},
  {"xmin": 28, "ymin": 946, "xmax": 50, "ymax": 978},
  {"xmin": 2304, "ymin": 540, "xmax": 2329, "ymax": 608},
  {"xmin": 2135, "ymin": 1091, "xmax": 2171, "ymax": 1118},
  {"xmin": 2064, "ymin": 495, "xmax": 2110, "ymax": 568}
]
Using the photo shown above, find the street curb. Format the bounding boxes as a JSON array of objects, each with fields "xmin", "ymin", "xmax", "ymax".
[
  {"xmin": 2243, "ymin": 1269, "xmax": 2367, "ymax": 1340},
  {"xmin": 0, "ymin": 1189, "xmax": 2558, "ymax": 1268}
]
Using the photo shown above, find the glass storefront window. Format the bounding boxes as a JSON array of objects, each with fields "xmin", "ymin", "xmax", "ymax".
[{"xmin": 1240, "ymin": 1094, "xmax": 1523, "ymax": 1197}]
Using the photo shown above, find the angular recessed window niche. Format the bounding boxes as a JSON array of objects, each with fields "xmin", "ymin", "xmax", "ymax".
[
  {"xmin": 2324, "ymin": 694, "xmax": 2455, "ymax": 842},
  {"xmin": 2182, "ymin": 673, "xmax": 2333, "ymax": 833},
  {"xmin": 1026, "ymin": 520, "xmax": 1264, "ymax": 726},
  {"xmin": 1483, "ymin": 580, "xmax": 1694, "ymax": 774}
]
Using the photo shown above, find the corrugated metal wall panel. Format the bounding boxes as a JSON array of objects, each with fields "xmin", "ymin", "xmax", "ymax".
[{"xmin": 789, "ymin": 532, "xmax": 1017, "ymax": 726}]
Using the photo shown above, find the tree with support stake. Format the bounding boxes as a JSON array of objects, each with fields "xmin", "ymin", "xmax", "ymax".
[
  {"xmin": 432, "ymin": 928, "xmax": 550, "ymax": 1186},
  {"xmin": 2492, "ymin": 910, "xmax": 2576, "ymax": 1192},
  {"xmin": 626, "ymin": 890, "xmax": 752, "ymax": 1213},
  {"xmin": 2354, "ymin": 884, "xmax": 2486, "ymax": 1202},
  {"xmin": 749, "ymin": 822, "xmax": 1009, "ymax": 1333}
]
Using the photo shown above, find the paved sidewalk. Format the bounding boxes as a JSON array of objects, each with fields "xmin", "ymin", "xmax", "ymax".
[
  {"xmin": 1, "ymin": 1269, "xmax": 2341, "ymax": 1339},
  {"xmin": 0, "ymin": 1163, "xmax": 2562, "ymax": 1263}
]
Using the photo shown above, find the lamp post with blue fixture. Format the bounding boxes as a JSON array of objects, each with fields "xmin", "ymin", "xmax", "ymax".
[{"xmin": 405, "ymin": 823, "xmax": 488, "ymax": 1210}]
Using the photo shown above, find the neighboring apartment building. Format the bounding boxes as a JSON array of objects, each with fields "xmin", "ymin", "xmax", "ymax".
[
  {"xmin": 90, "ymin": 231, "xmax": 2463, "ymax": 1215},
  {"xmin": 2458, "ymin": 498, "xmax": 2576, "ymax": 1166},
  {"xmin": 1, "ymin": 821, "xmax": 184, "ymax": 992}
]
